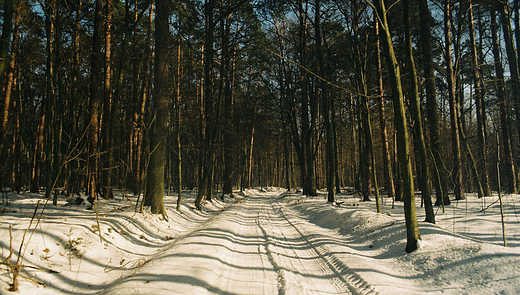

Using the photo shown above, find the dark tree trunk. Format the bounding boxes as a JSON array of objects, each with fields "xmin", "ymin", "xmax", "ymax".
[
  {"xmin": 88, "ymin": 0, "xmax": 103, "ymax": 199},
  {"xmin": 315, "ymin": 0, "xmax": 335, "ymax": 202},
  {"xmin": 418, "ymin": 0, "xmax": 450, "ymax": 206},
  {"xmin": 468, "ymin": 1, "xmax": 491, "ymax": 197},
  {"xmin": 498, "ymin": 0, "xmax": 520, "ymax": 187},
  {"xmin": 222, "ymin": 14, "xmax": 234, "ymax": 196},
  {"xmin": 491, "ymin": 8, "xmax": 516, "ymax": 194},
  {"xmin": 144, "ymin": 0, "xmax": 169, "ymax": 218}
]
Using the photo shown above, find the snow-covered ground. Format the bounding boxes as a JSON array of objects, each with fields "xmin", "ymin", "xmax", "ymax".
[{"xmin": 1, "ymin": 188, "xmax": 519, "ymax": 294}]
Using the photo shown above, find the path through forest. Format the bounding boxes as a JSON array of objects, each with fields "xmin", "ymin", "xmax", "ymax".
[{"xmin": 99, "ymin": 191, "xmax": 376, "ymax": 295}]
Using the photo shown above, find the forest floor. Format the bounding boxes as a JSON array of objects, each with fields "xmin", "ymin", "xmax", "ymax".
[{"xmin": 1, "ymin": 187, "xmax": 520, "ymax": 294}]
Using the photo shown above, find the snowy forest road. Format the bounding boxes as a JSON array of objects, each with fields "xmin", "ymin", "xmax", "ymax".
[{"xmin": 99, "ymin": 191, "xmax": 376, "ymax": 295}]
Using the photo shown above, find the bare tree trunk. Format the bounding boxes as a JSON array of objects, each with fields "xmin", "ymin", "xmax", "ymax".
[
  {"xmin": 374, "ymin": 0, "xmax": 421, "ymax": 252},
  {"xmin": 102, "ymin": 0, "xmax": 114, "ymax": 199},
  {"xmin": 175, "ymin": 38, "xmax": 182, "ymax": 211},
  {"xmin": 0, "ymin": 0, "xmax": 14, "ymax": 137},
  {"xmin": 418, "ymin": 0, "xmax": 449, "ymax": 206},
  {"xmin": 498, "ymin": 0, "xmax": 520, "ymax": 187},
  {"xmin": 299, "ymin": 0, "xmax": 316, "ymax": 196},
  {"xmin": 376, "ymin": 20, "xmax": 394, "ymax": 200},
  {"xmin": 222, "ymin": 13, "xmax": 234, "ymax": 196},
  {"xmin": 315, "ymin": 0, "xmax": 335, "ymax": 202},
  {"xmin": 88, "ymin": 0, "xmax": 104, "ymax": 199},
  {"xmin": 404, "ymin": 0, "xmax": 434, "ymax": 223},
  {"xmin": 444, "ymin": 0, "xmax": 464, "ymax": 201},
  {"xmin": 491, "ymin": 8, "xmax": 516, "ymax": 194},
  {"xmin": 0, "ymin": 0, "xmax": 13, "ymax": 86},
  {"xmin": 468, "ymin": 0, "xmax": 491, "ymax": 197},
  {"xmin": 144, "ymin": 0, "xmax": 169, "ymax": 218},
  {"xmin": 44, "ymin": 0, "xmax": 57, "ymax": 200},
  {"xmin": 2, "ymin": 0, "xmax": 21, "ymax": 191},
  {"xmin": 196, "ymin": 0, "xmax": 221, "ymax": 209}
]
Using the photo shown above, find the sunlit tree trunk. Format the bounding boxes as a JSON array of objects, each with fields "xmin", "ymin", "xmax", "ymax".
[
  {"xmin": 376, "ymin": 20, "xmax": 394, "ymax": 200},
  {"xmin": 175, "ymin": 38, "xmax": 182, "ymax": 211},
  {"xmin": 404, "ymin": 0, "xmax": 434, "ymax": 223},
  {"xmin": 444, "ymin": 0, "xmax": 464, "ymax": 201},
  {"xmin": 374, "ymin": 0, "xmax": 421, "ymax": 252},
  {"xmin": 101, "ymin": 0, "xmax": 114, "ymax": 199},
  {"xmin": 2, "ymin": 0, "xmax": 21, "ymax": 190}
]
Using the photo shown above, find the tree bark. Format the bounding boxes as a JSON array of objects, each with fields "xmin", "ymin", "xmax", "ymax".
[
  {"xmin": 175, "ymin": 38, "xmax": 182, "ymax": 211},
  {"xmin": 376, "ymin": 19, "xmax": 395, "ymax": 200},
  {"xmin": 44, "ymin": 0, "xmax": 57, "ymax": 200},
  {"xmin": 88, "ymin": 0, "xmax": 104, "ymax": 199},
  {"xmin": 315, "ymin": 0, "xmax": 335, "ymax": 202},
  {"xmin": 404, "ymin": 0, "xmax": 434, "ymax": 223},
  {"xmin": 144, "ymin": 0, "xmax": 169, "ymax": 218},
  {"xmin": 468, "ymin": 0, "xmax": 491, "ymax": 197},
  {"xmin": 0, "ymin": 0, "xmax": 13, "ymax": 86},
  {"xmin": 491, "ymin": 7, "xmax": 516, "ymax": 194},
  {"xmin": 418, "ymin": 0, "xmax": 450, "ymax": 205},
  {"xmin": 498, "ymin": 0, "xmax": 520, "ymax": 187},
  {"xmin": 374, "ymin": 0, "xmax": 421, "ymax": 252},
  {"xmin": 222, "ymin": 12, "xmax": 234, "ymax": 196},
  {"xmin": 102, "ymin": 0, "xmax": 114, "ymax": 199},
  {"xmin": 444, "ymin": 0, "xmax": 464, "ymax": 202}
]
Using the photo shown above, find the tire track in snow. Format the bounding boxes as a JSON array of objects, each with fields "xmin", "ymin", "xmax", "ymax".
[
  {"xmin": 255, "ymin": 192, "xmax": 377, "ymax": 295},
  {"xmin": 257, "ymin": 217, "xmax": 286, "ymax": 295},
  {"xmin": 271, "ymin": 199, "xmax": 378, "ymax": 295}
]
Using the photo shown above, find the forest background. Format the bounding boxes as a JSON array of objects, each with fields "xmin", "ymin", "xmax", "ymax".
[{"xmin": 1, "ymin": 0, "xmax": 520, "ymax": 254}]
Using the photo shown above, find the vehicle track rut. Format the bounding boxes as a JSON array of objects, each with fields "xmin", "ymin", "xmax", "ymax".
[{"xmin": 99, "ymin": 190, "xmax": 377, "ymax": 295}]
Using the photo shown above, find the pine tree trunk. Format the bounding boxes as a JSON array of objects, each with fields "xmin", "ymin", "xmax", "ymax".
[
  {"xmin": 404, "ymin": 0, "xmax": 434, "ymax": 223},
  {"xmin": 444, "ymin": 0, "xmax": 464, "ymax": 202},
  {"xmin": 376, "ymin": 20, "xmax": 395, "ymax": 200},
  {"xmin": 418, "ymin": 0, "xmax": 449, "ymax": 206},
  {"xmin": 498, "ymin": 0, "xmax": 520, "ymax": 187},
  {"xmin": 0, "ymin": 0, "xmax": 13, "ymax": 87},
  {"xmin": 315, "ymin": 0, "xmax": 335, "ymax": 202},
  {"xmin": 144, "ymin": 0, "xmax": 169, "ymax": 218},
  {"xmin": 468, "ymin": 1, "xmax": 491, "ymax": 197},
  {"xmin": 44, "ymin": 0, "xmax": 57, "ymax": 200},
  {"xmin": 196, "ymin": 0, "xmax": 220, "ymax": 209},
  {"xmin": 491, "ymin": 8, "xmax": 516, "ymax": 194},
  {"xmin": 374, "ymin": 0, "xmax": 421, "ymax": 252},
  {"xmin": 175, "ymin": 39, "xmax": 182, "ymax": 211},
  {"xmin": 222, "ymin": 14, "xmax": 234, "ymax": 196},
  {"xmin": 88, "ymin": 0, "xmax": 103, "ymax": 199},
  {"xmin": 0, "ymin": 0, "xmax": 14, "ymax": 137},
  {"xmin": 102, "ymin": 0, "xmax": 114, "ymax": 199}
]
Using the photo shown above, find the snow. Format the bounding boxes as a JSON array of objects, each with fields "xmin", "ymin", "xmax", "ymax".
[{"xmin": 1, "ymin": 188, "xmax": 520, "ymax": 294}]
